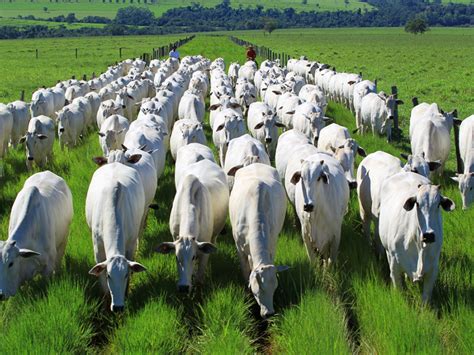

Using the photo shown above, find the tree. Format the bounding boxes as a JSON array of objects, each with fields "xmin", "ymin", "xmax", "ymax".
[
  {"xmin": 405, "ymin": 16, "xmax": 429, "ymax": 35},
  {"xmin": 302, "ymin": 0, "xmax": 307, "ymax": 5},
  {"xmin": 43, "ymin": 7, "xmax": 48, "ymax": 12},
  {"xmin": 263, "ymin": 18, "xmax": 278, "ymax": 35}
]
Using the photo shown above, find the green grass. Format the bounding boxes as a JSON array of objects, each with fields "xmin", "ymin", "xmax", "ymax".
[
  {"xmin": 271, "ymin": 290, "xmax": 351, "ymax": 354},
  {"xmin": 0, "ymin": 30, "xmax": 473, "ymax": 353},
  {"xmin": 0, "ymin": 0, "xmax": 372, "ymax": 21}
]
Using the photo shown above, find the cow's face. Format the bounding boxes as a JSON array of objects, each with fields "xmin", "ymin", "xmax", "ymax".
[
  {"xmin": 403, "ymin": 184, "xmax": 455, "ymax": 245},
  {"xmin": 291, "ymin": 159, "xmax": 329, "ymax": 213},
  {"xmin": 155, "ymin": 237, "xmax": 216, "ymax": 293},
  {"xmin": 0, "ymin": 241, "xmax": 40, "ymax": 299},
  {"xmin": 452, "ymin": 173, "xmax": 474, "ymax": 210},
  {"xmin": 89, "ymin": 255, "xmax": 146, "ymax": 312},
  {"xmin": 403, "ymin": 154, "xmax": 441, "ymax": 178},
  {"xmin": 181, "ymin": 123, "xmax": 203, "ymax": 145},
  {"xmin": 22, "ymin": 132, "xmax": 48, "ymax": 162},
  {"xmin": 249, "ymin": 264, "xmax": 288, "ymax": 318},
  {"xmin": 333, "ymin": 141, "xmax": 357, "ymax": 187},
  {"xmin": 306, "ymin": 109, "xmax": 325, "ymax": 144}
]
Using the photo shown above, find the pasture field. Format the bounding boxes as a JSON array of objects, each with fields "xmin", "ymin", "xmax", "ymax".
[
  {"xmin": 0, "ymin": 34, "xmax": 186, "ymax": 103},
  {"xmin": 0, "ymin": 30, "xmax": 473, "ymax": 353},
  {"xmin": 0, "ymin": 0, "xmax": 372, "ymax": 20}
]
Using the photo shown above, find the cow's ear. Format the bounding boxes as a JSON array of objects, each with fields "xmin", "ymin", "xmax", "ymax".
[
  {"xmin": 450, "ymin": 176, "xmax": 460, "ymax": 183},
  {"xmin": 127, "ymin": 154, "xmax": 142, "ymax": 164},
  {"xmin": 89, "ymin": 262, "xmax": 107, "ymax": 277},
  {"xmin": 197, "ymin": 242, "xmax": 217, "ymax": 254},
  {"xmin": 254, "ymin": 122, "xmax": 264, "ymax": 130},
  {"xmin": 396, "ymin": 100, "xmax": 404, "ymax": 105},
  {"xmin": 92, "ymin": 157, "xmax": 108, "ymax": 166},
  {"xmin": 357, "ymin": 146, "xmax": 367, "ymax": 157},
  {"xmin": 400, "ymin": 153, "xmax": 409, "ymax": 160},
  {"xmin": 285, "ymin": 110, "xmax": 295, "ymax": 115},
  {"xmin": 216, "ymin": 124, "xmax": 225, "ymax": 132},
  {"xmin": 230, "ymin": 102, "xmax": 241, "ymax": 109},
  {"xmin": 97, "ymin": 132, "xmax": 105, "ymax": 137},
  {"xmin": 227, "ymin": 165, "xmax": 243, "ymax": 177},
  {"xmin": 290, "ymin": 171, "xmax": 301, "ymax": 185},
  {"xmin": 428, "ymin": 160, "xmax": 441, "ymax": 171},
  {"xmin": 275, "ymin": 122, "xmax": 286, "ymax": 128},
  {"xmin": 155, "ymin": 242, "xmax": 176, "ymax": 254},
  {"xmin": 209, "ymin": 104, "xmax": 221, "ymax": 111},
  {"xmin": 440, "ymin": 197, "xmax": 455, "ymax": 212},
  {"xmin": 18, "ymin": 249, "xmax": 40, "ymax": 258},
  {"xmin": 19, "ymin": 136, "xmax": 27, "ymax": 144},
  {"xmin": 272, "ymin": 90, "xmax": 282, "ymax": 95},
  {"xmin": 403, "ymin": 197, "xmax": 417, "ymax": 211},
  {"xmin": 128, "ymin": 261, "xmax": 147, "ymax": 273}
]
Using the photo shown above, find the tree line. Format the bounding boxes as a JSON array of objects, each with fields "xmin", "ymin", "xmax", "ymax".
[{"xmin": 1, "ymin": 0, "xmax": 473, "ymax": 39}]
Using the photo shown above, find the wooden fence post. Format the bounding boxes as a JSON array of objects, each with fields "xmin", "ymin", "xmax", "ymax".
[
  {"xmin": 75, "ymin": 48, "xmax": 78, "ymax": 59},
  {"xmin": 391, "ymin": 85, "xmax": 399, "ymax": 141},
  {"xmin": 454, "ymin": 123, "xmax": 463, "ymax": 174},
  {"xmin": 82, "ymin": 74, "xmax": 87, "ymax": 81},
  {"xmin": 20, "ymin": 90, "xmax": 25, "ymax": 101},
  {"xmin": 119, "ymin": 47, "xmax": 122, "ymax": 58},
  {"xmin": 36, "ymin": 49, "xmax": 38, "ymax": 59}
]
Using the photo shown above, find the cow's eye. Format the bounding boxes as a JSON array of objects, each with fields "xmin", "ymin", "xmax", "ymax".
[
  {"xmin": 106, "ymin": 274, "xmax": 111, "ymax": 279},
  {"xmin": 8, "ymin": 262, "xmax": 13, "ymax": 268}
]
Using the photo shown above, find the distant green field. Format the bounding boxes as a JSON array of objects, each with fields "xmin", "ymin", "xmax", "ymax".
[
  {"xmin": 0, "ymin": 29, "xmax": 473, "ymax": 353},
  {"xmin": 0, "ymin": 0, "xmax": 372, "ymax": 20},
  {"xmin": 0, "ymin": 16, "xmax": 105, "ymax": 28}
]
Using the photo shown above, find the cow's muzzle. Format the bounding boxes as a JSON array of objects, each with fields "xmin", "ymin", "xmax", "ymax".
[{"xmin": 303, "ymin": 204, "xmax": 314, "ymax": 212}]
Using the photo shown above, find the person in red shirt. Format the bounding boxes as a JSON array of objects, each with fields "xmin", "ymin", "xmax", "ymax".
[{"xmin": 246, "ymin": 46, "xmax": 256, "ymax": 62}]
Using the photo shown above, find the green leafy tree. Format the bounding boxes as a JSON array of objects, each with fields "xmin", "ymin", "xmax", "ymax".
[
  {"xmin": 263, "ymin": 18, "xmax": 278, "ymax": 35},
  {"xmin": 405, "ymin": 17, "xmax": 429, "ymax": 35}
]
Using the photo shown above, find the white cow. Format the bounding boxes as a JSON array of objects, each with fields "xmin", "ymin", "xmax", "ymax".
[
  {"xmin": 123, "ymin": 123, "xmax": 167, "ymax": 178},
  {"xmin": 7, "ymin": 101, "xmax": 30, "ymax": 148},
  {"xmin": 212, "ymin": 108, "xmax": 246, "ymax": 167},
  {"xmin": 358, "ymin": 92, "xmax": 403, "ymax": 141},
  {"xmin": 357, "ymin": 151, "xmax": 442, "ymax": 254},
  {"xmin": 228, "ymin": 163, "xmax": 288, "ymax": 318},
  {"xmin": 156, "ymin": 159, "xmax": 229, "ymax": 292},
  {"xmin": 170, "ymin": 119, "xmax": 206, "ymax": 160},
  {"xmin": 275, "ymin": 129, "xmax": 312, "ymax": 181},
  {"xmin": 0, "ymin": 105, "xmax": 13, "ymax": 158},
  {"xmin": 20, "ymin": 115, "xmax": 55, "ymax": 170},
  {"xmin": 277, "ymin": 92, "xmax": 302, "ymax": 129},
  {"xmin": 353, "ymin": 80, "xmax": 376, "ymax": 118},
  {"xmin": 86, "ymin": 163, "xmax": 147, "ymax": 312},
  {"xmin": 57, "ymin": 105, "xmax": 85, "ymax": 150},
  {"xmin": 292, "ymin": 102, "xmax": 329, "ymax": 145},
  {"xmin": 97, "ymin": 99, "xmax": 124, "ymax": 129},
  {"xmin": 0, "ymin": 171, "xmax": 73, "ymax": 299},
  {"xmin": 247, "ymin": 102, "xmax": 284, "ymax": 158},
  {"xmin": 410, "ymin": 103, "xmax": 457, "ymax": 175},
  {"xmin": 317, "ymin": 123, "xmax": 366, "ymax": 187},
  {"xmin": 30, "ymin": 89, "xmax": 55, "ymax": 118},
  {"xmin": 224, "ymin": 134, "xmax": 271, "ymax": 191},
  {"xmin": 228, "ymin": 62, "xmax": 241, "ymax": 87},
  {"xmin": 175, "ymin": 143, "xmax": 216, "ymax": 188},
  {"xmin": 290, "ymin": 153, "xmax": 350, "ymax": 264},
  {"xmin": 452, "ymin": 115, "xmax": 474, "ymax": 209},
  {"xmin": 98, "ymin": 114, "xmax": 130, "ymax": 156},
  {"xmin": 178, "ymin": 89, "xmax": 205, "ymax": 123},
  {"xmin": 209, "ymin": 95, "xmax": 242, "ymax": 129},
  {"xmin": 379, "ymin": 172, "xmax": 455, "ymax": 302}
]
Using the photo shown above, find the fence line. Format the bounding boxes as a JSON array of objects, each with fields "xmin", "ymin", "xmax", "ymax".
[{"xmin": 141, "ymin": 34, "xmax": 196, "ymax": 64}]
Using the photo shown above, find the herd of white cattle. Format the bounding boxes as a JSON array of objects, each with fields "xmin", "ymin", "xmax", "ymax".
[{"xmin": 0, "ymin": 53, "xmax": 472, "ymax": 318}]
